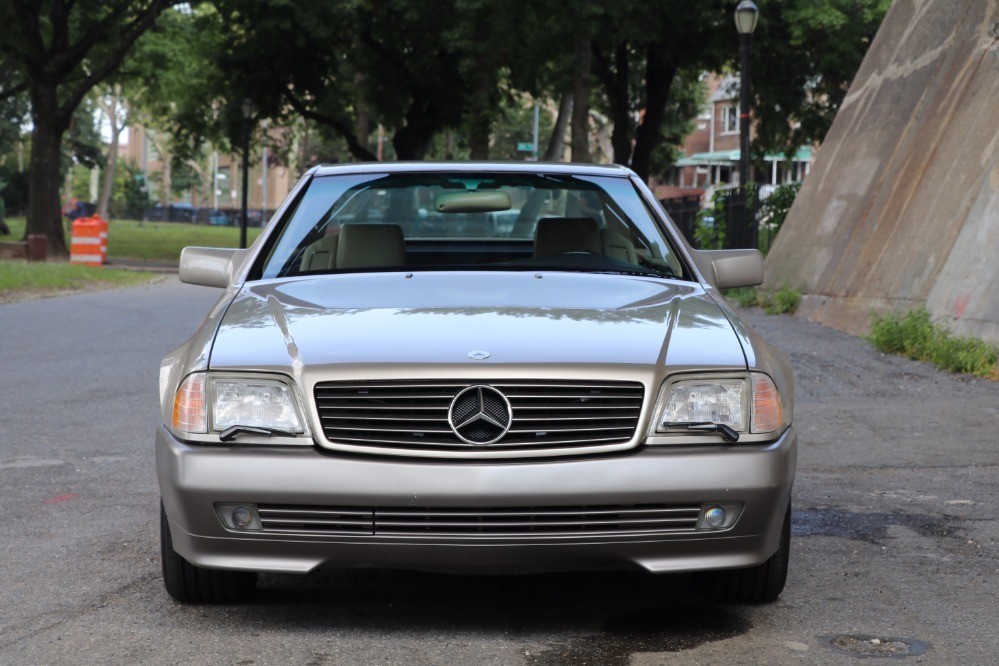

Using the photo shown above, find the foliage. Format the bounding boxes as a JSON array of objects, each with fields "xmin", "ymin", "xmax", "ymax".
[
  {"xmin": 757, "ymin": 182, "xmax": 801, "ymax": 254},
  {"xmin": 110, "ymin": 161, "xmax": 153, "ymax": 220},
  {"xmin": 868, "ymin": 308, "xmax": 999, "ymax": 378},
  {"xmin": 722, "ymin": 287, "xmax": 759, "ymax": 308},
  {"xmin": 722, "ymin": 284, "xmax": 801, "ymax": 314},
  {"xmin": 0, "ymin": 166, "xmax": 29, "ymax": 216},
  {"xmin": 765, "ymin": 285, "xmax": 802, "ymax": 314},
  {"xmin": 588, "ymin": 1, "xmax": 730, "ymax": 179},
  {"xmin": 0, "ymin": 0, "xmax": 182, "ymax": 252},
  {"xmin": 694, "ymin": 193, "xmax": 728, "ymax": 250},
  {"xmin": 0, "ymin": 261, "xmax": 156, "ymax": 302},
  {"xmin": 105, "ymin": 219, "xmax": 262, "ymax": 262},
  {"xmin": 489, "ymin": 98, "xmax": 554, "ymax": 161},
  {"xmin": 751, "ymin": 0, "xmax": 892, "ymax": 156},
  {"xmin": 65, "ymin": 99, "xmax": 106, "ymax": 172}
]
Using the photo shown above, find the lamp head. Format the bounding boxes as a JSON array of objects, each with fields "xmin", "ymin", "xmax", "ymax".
[{"xmin": 734, "ymin": 0, "xmax": 759, "ymax": 35}]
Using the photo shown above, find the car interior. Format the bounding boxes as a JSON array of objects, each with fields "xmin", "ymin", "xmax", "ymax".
[{"xmin": 263, "ymin": 173, "xmax": 685, "ymax": 280}]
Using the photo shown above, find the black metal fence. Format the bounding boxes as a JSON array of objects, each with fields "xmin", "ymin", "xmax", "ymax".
[
  {"xmin": 659, "ymin": 194, "xmax": 701, "ymax": 246},
  {"xmin": 719, "ymin": 187, "xmax": 758, "ymax": 250},
  {"xmin": 660, "ymin": 186, "xmax": 759, "ymax": 250}
]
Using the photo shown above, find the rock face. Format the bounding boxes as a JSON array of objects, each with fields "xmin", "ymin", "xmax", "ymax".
[{"xmin": 763, "ymin": 0, "xmax": 999, "ymax": 344}]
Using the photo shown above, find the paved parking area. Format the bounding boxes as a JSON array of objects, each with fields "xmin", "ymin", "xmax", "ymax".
[{"xmin": 1, "ymin": 278, "xmax": 996, "ymax": 664}]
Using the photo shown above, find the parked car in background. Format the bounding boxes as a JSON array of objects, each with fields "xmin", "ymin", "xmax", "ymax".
[{"xmin": 158, "ymin": 162, "xmax": 795, "ymax": 604}]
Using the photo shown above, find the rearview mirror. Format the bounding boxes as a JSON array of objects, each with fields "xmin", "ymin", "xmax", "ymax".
[
  {"xmin": 434, "ymin": 191, "xmax": 511, "ymax": 213},
  {"xmin": 179, "ymin": 247, "xmax": 247, "ymax": 288}
]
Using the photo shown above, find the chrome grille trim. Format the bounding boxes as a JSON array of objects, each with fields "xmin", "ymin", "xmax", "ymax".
[
  {"xmin": 257, "ymin": 504, "xmax": 701, "ymax": 537},
  {"xmin": 313, "ymin": 380, "xmax": 644, "ymax": 454}
]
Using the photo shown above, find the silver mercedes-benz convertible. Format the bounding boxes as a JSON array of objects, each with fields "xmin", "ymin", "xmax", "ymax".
[{"xmin": 157, "ymin": 162, "xmax": 795, "ymax": 604}]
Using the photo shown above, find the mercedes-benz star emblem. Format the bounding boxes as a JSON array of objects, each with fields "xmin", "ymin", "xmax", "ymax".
[
  {"xmin": 447, "ymin": 385, "xmax": 512, "ymax": 445},
  {"xmin": 467, "ymin": 350, "xmax": 491, "ymax": 360}
]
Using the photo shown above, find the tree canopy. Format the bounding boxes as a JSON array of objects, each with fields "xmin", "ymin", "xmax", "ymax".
[{"xmin": 0, "ymin": 0, "xmax": 890, "ymax": 252}]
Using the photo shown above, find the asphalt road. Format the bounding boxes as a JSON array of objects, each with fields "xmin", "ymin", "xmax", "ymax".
[{"xmin": 1, "ymin": 278, "xmax": 996, "ymax": 665}]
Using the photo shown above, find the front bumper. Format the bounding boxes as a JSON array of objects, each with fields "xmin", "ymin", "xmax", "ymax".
[{"xmin": 156, "ymin": 425, "xmax": 796, "ymax": 575}]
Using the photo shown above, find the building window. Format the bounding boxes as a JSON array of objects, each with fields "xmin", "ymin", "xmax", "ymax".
[{"xmin": 721, "ymin": 105, "xmax": 738, "ymax": 134}]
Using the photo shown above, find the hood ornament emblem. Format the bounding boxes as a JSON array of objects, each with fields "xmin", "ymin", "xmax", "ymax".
[{"xmin": 467, "ymin": 350, "xmax": 491, "ymax": 360}]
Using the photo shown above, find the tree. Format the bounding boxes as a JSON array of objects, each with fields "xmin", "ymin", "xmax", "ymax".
[
  {"xmin": 750, "ymin": 0, "xmax": 892, "ymax": 156},
  {"xmin": 95, "ymin": 85, "xmax": 127, "ymax": 218},
  {"xmin": 0, "ymin": 0, "xmax": 181, "ymax": 254},
  {"xmin": 590, "ymin": 1, "xmax": 729, "ymax": 180}
]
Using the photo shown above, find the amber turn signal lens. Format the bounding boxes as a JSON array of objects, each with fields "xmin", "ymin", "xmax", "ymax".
[
  {"xmin": 173, "ymin": 374, "xmax": 208, "ymax": 434},
  {"xmin": 751, "ymin": 373, "xmax": 782, "ymax": 433}
]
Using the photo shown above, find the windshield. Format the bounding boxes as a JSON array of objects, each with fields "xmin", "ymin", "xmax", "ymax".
[{"xmin": 259, "ymin": 172, "xmax": 688, "ymax": 281}]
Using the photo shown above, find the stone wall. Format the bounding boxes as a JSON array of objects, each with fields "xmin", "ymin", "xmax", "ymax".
[{"xmin": 763, "ymin": 0, "xmax": 999, "ymax": 343}]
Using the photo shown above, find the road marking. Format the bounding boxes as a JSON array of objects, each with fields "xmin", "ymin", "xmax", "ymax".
[
  {"xmin": 0, "ymin": 458, "xmax": 67, "ymax": 470},
  {"xmin": 43, "ymin": 493, "xmax": 79, "ymax": 504}
]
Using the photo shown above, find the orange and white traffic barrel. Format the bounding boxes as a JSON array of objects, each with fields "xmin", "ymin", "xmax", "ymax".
[{"xmin": 70, "ymin": 217, "xmax": 107, "ymax": 266}]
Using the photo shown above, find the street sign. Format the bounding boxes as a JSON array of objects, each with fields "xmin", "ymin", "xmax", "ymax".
[{"xmin": 516, "ymin": 142, "xmax": 534, "ymax": 152}]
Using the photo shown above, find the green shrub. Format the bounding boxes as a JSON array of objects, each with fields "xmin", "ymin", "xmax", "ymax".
[
  {"xmin": 766, "ymin": 285, "xmax": 802, "ymax": 315},
  {"xmin": 722, "ymin": 284, "xmax": 801, "ymax": 315},
  {"xmin": 722, "ymin": 286, "xmax": 759, "ymax": 308},
  {"xmin": 868, "ymin": 308, "xmax": 999, "ymax": 378}
]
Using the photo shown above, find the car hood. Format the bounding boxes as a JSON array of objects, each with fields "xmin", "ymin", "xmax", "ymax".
[{"xmin": 209, "ymin": 272, "xmax": 746, "ymax": 371}]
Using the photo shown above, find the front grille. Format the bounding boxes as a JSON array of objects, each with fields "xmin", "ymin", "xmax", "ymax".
[
  {"xmin": 258, "ymin": 504, "xmax": 701, "ymax": 538},
  {"xmin": 314, "ymin": 380, "xmax": 644, "ymax": 452}
]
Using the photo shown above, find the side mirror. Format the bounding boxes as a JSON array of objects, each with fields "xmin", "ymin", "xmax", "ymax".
[
  {"xmin": 696, "ymin": 249, "xmax": 764, "ymax": 289},
  {"xmin": 179, "ymin": 247, "xmax": 248, "ymax": 288}
]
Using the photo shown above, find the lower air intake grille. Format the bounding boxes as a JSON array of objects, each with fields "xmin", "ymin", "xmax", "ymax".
[{"xmin": 257, "ymin": 504, "xmax": 701, "ymax": 538}]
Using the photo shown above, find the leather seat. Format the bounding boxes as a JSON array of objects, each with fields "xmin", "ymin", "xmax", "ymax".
[
  {"xmin": 533, "ymin": 217, "xmax": 602, "ymax": 257},
  {"xmin": 336, "ymin": 223, "xmax": 406, "ymax": 269},
  {"xmin": 299, "ymin": 233, "xmax": 339, "ymax": 272},
  {"xmin": 600, "ymin": 229, "xmax": 637, "ymax": 264}
]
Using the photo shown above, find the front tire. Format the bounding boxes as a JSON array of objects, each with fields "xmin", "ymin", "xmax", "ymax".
[
  {"xmin": 160, "ymin": 502, "xmax": 256, "ymax": 603},
  {"xmin": 696, "ymin": 501, "xmax": 791, "ymax": 603}
]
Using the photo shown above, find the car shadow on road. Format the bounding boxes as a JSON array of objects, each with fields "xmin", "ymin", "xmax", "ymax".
[{"xmin": 207, "ymin": 569, "xmax": 752, "ymax": 663}]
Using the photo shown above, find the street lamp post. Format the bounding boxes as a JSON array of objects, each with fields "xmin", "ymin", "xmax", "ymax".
[
  {"xmin": 735, "ymin": 0, "xmax": 759, "ymax": 189},
  {"xmin": 735, "ymin": 0, "xmax": 759, "ymax": 247},
  {"xmin": 239, "ymin": 99, "xmax": 254, "ymax": 250}
]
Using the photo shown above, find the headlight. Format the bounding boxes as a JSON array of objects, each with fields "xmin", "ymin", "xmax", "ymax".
[
  {"xmin": 662, "ymin": 378, "xmax": 747, "ymax": 431},
  {"xmin": 172, "ymin": 373, "xmax": 307, "ymax": 442},
  {"xmin": 652, "ymin": 372, "xmax": 784, "ymax": 440},
  {"xmin": 212, "ymin": 378, "xmax": 304, "ymax": 433}
]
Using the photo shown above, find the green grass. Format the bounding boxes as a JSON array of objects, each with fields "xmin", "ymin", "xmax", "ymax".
[
  {"xmin": 0, "ymin": 260, "xmax": 158, "ymax": 302},
  {"xmin": 723, "ymin": 284, "xmax": 801, "ymax": 315},
  {"xmin": 2, "ymin": 216, "xmax": 262, "ymax": 262},
  {"xmin": 868, "ymin": 308, "xmax": 999, "ymax": 379}
]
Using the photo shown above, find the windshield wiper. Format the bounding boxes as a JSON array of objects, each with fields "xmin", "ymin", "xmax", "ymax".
[
  {"xmin": 675, "ymin": 422, "xmax": 740, "ymax": 443},
  {"xmin": 218, "ymin": 425, "xmax": 297, "ymax": 442}
]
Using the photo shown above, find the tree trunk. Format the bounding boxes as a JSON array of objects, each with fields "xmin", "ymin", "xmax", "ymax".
[
  {"xmin": 392, "ymin": 123, "xmax": 434, "ymax": 160},
  {"xmin": 544, "ymin": 92, "xmax": 572, "ymax": 161},
  {"xmin": 26, "ymin": 116, "xmax": 69, "ymax": 254},
  {"xmin": 630, "ymin": 47, "xmax": 677, "ymax": 182},
  {"xmin": 467, "ymin": 113, "xmax": 490, "ymax": 160},
  {"xmin": 392, "ymin": 95, "xmax": 438, "ymax": 160},
  {"xmin": 97, "ymin": 123, "xmax": 121, "ymax": 218},
  {"xmin": 97, "ymin": 89, "xmax": 125, "ymax": 218},
  {"xmin": 608, "ymin": 42, "xmax": 632, "ymax": 167},
  {"xmin": 147, "ymin": 131, "xmax": 172, "ymax": 206},
  {"xmin": 570, "ymin": 32, "xmax": 592, "ymax": 163}
]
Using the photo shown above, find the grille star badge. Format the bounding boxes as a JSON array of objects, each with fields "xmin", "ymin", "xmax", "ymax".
[{"xmin": 447, "ymin": 385, "xmax": 512, "ymax": 445}]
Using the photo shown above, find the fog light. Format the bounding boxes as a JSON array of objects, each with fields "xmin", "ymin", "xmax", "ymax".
[
  {"xmin": 214, "ymin": 503, "xmax": 261, "ymax": 531},
  {"xmin": 232, "ymin": 506, "xmax": 253, "ymax": 529},
  {"xmin": 704, "ymin": 506, "xmax": 727, "ymax": 528}
]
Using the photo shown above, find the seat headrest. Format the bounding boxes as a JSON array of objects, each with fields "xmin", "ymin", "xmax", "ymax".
[
  {"xmin": 534, "ymin": 217, "xmax": 601, "ymax": 257},
  {"xmin": 336, "ymin": 223, "xmax": 406, "ymax": 269}
]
